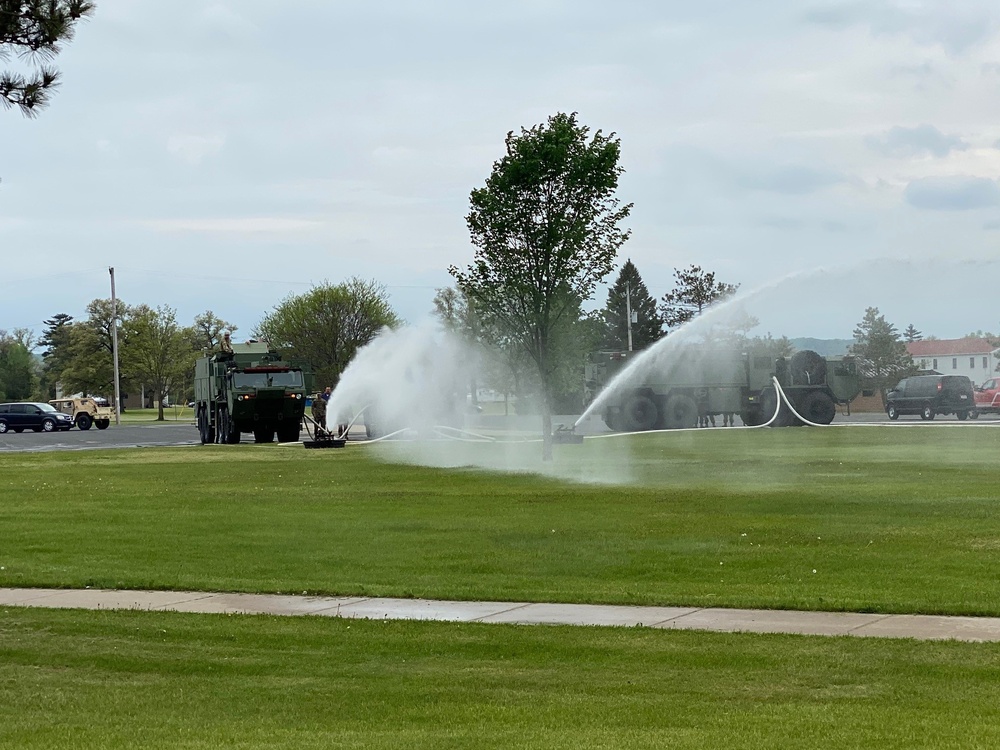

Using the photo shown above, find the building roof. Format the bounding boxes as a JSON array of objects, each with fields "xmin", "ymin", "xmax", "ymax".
[{"xmin": 907, "ymin": 337, "xmax": 999, "ymax": 357}]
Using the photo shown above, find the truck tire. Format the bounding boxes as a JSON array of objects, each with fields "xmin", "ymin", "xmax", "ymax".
[
  {"xmin": 789, "ymin": 350, "xmax": 827, "ymax": 386},
  {"xmin": 621, "ymin": 394, "xmax": 659, "ymax": 431},
  {"xmin": 662, "ymin": 394, "xmax": 698, "ymax": 429},
  {"xmin": 798, "ymin": 391, "xmax": 837, "ymax": 425},
  {"xmin": 278, "ymin": 426, "xmax": 301, "ymax": 443},
  {"xmin": 920, "ymin": 405, "xmax": 935, "ymax": 421},
  {"xmin": 970, "ymin": 409, "xmax": 979, "ymax": 420},
  {"xmin": 96, "ymin": 419, "xmax": 110, "ymax": 430},
  {"xmin": 197, "ymin": 408, "xmax": 212, "ymax": 444},
  {"xmin": 76, "ymin": 413, "xmax": 93, "ymax": 431},
  {"xmin": 957, "ymin": 410, "xmax": 968, "ymax": 421},
  {"xmin": 887, "ymin": 404, "xmax": 899, "ymax": 420},
  {"xmin": 760, "ymin": 389, "xmax": 789, "ymax": 427}
]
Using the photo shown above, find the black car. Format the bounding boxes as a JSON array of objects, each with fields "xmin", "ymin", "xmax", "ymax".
[
  {"xmin": 885, "ymin": 375, "xmax": 977, "ymax": 421},
  {"xmin": 0, "ymin": 402, "xmax": 76, "ymax": 433}
]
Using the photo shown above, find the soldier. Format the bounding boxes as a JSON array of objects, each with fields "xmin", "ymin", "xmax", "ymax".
[
  {"xmin": 220, "ymin": 331, "xmax": 233, "ymax": 354},
  {"xmin": 311, "ymin": 392, "xmax": 327, "ymax": 436}
]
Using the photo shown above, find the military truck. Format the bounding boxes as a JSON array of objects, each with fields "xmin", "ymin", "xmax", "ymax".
[
  {"xmin": 193, "ymin": 342, "xmax": 311, "ymax": 444},
  {"xmin": 48, "ymin": 396, "xmax": 114, "ymax": 430},
  {"xmin": 584, "ymin": 347, "xmax": 861, "ymax": 431}
]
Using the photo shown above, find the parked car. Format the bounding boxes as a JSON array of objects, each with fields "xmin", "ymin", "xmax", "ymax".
[
  {"xmin": 0, "ymin": 402, "xmax": 76, "ymax": 433},
  {"xmin": 885, "ymin": 375, "xmax": 976, "ymax": 421},
  {"xmin": 973, "ymin": 377, "xmax": 1000, "ymax": 416}
]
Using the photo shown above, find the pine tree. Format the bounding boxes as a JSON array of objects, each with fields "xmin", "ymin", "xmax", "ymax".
[
  {"xmin": 659, "ymin": 265, "xmax": 739, "ymax": 332},
  {"xmin": 850, "ymin": 307, "xmax": 915, "ymax": 405},
  {"xmin": 600, "ymin": 259, "xmax": 662, "ymax": 350},
  {"xmin": 903, "ymin": 323, "xmax": 923, "ymax": 343},
  {"xmin": 1, "ymin": 1, "xmax": 95, "ymax": 116}
]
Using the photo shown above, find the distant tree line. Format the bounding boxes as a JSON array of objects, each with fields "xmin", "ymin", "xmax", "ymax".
[{"xmin": 14, "ymin": 279, "xmax": 397, "ymax": 420}]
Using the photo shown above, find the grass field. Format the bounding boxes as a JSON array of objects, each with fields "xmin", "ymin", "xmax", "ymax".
[{"xmin": 2, "ymin": 426, "xmax": 1000, "ymax": 747}]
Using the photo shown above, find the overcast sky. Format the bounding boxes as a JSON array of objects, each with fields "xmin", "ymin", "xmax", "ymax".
[{"xmin": 3, "ymin": 0, "xmax": 1000, "ymax": 345}]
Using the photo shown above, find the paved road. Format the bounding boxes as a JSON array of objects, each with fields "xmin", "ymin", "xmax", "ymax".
[
  {"xmin": 4, "ymin": 587, "xmax": 1000, "ymax": 642},
  {"xmin": 0, "ymin": 422, "xmax": 199, "ymax": 453}
]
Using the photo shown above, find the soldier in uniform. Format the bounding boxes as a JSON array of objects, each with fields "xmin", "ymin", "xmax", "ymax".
[
  {"xmin": 311, "ymin": 392, "xmax": 328, "ymax": 436},
  {"xmin": 220, "ymin": 332, "xmax": 233, "ymax": 354}
]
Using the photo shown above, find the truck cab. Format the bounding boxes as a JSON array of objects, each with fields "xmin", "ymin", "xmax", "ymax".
[{"xmin": 974, "ymin": 377, "xmax": 1000, "ymax": 415}]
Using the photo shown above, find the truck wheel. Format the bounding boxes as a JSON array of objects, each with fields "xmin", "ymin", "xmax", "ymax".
[
  {"xmin": 799, "ymin": 392, "xmax": 836, "ymax": 425},
  {"xmin": 96, "ymin": 420, "xmax": 110, "ymax": 429},
  {"xmin": 969, "ymin": 409, "xmax": 979, "ymax": 420},
  {"xmin": 278, "ymin": 426, "xmax": 300, "ymax": 443},
  {"xmin": 197, "ymin": 408, "xmax": 210, "ymax": 444},
  {"xmin": 957, "ymin": 410, "xmax": 968, "ymax": 421},
  {"xmin": 621, "ymin": 394, "xmax": 659, "ymax": 431},
  {"xmin": 76, "ymin": 413, "xmax": 93, "ymax": 431},
  {"xmin": 887, "ymin": 404, "xmax": 899, "ymax": 420},
  {"xmin": 920, "ymin": 405, "xmax": 935, "ymax": 421},
  {"xmin": 663, "ymin": 394, "xmax": 698, "ymax": 429},
  {"xmin": 760, "ymin": 389, "xmax": 789, "ymax": 427}
]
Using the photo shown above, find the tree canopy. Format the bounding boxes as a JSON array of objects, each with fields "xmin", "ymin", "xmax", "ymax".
[
  {"xmin": 254, "ymin": 278, "xmax": 399, "ymax": 390},
  {"xmin": 850, "ymin": 307, "xmax": 914, "ymax": 403},
  {"xmin": 451, "ymin": 112, "xmax": 631, "ymax": 458},
  {"xmin": 659, "ymin": 265, "xmax": 739, "ymax": 332},
  {"xmin": 600, "ymin": 259, "xmax": 662, "ymax": 351},
  {"xmin": 1, "ymin": 0, "xmax": 94, "ymax": 116}
]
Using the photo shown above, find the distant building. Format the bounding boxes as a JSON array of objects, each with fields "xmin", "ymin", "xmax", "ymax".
[{"xmin": 906, "ymin": 338, "xmax": 1000, "ymax": 383}]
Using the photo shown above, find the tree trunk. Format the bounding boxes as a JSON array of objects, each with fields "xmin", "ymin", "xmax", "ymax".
[{"xmin": 541, "ymin": 407, "xmax": 553, "ymax": 462}]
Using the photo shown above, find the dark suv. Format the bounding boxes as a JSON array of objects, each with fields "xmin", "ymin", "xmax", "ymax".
[
  {"xmin": 0, "ymin": 402, "xmax": 76, "ymax": 433},
  {"xmin": 885, "ymin": 375, "xmax": 977, "ymax": 421}
]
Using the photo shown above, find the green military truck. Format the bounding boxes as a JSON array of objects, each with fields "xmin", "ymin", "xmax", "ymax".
[
  {"xmin": 584, "ymin": 347, "xmax": 861, "ymax": 431},
  {"xmin": 194, "ymin": 342, "xmax": 311, "ymax": 444}
]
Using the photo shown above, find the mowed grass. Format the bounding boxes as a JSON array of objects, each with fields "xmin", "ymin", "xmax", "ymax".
[
  {"xmin": 1, "ymin": 425, "xmax": 998, "ymax": 616},
  {"xmin": 3, "ymin": 427, "xmax": 1000, "ymax": 749},
  {"xmin": 3, "ymin": 607, "xmax": 1000, "ymax": 749}
]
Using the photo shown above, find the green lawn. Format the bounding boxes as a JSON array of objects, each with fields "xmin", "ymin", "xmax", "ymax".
[
  {"xmin": 1, "ymin": 426, "xmax": 998, "ymax": 615},
  {"xmin": 3, "ymin": 427, "xmax": 1000, "ymax": 748},
  {"xmin": 2, "ymin": 607, "xmax": 1000, "ymax": 749}
]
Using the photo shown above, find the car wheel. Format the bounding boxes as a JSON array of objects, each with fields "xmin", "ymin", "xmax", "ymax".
[
  {"xmin": 0, "ymin": 420, "xmax": 8, "ymax": 434},
  {"xmin": 41, "ymin": 418, "xmax": 56, "ymax": 432},
  {"xmin": 887, "ymin": 404, "xmax": 899, "ymax": 421},
  {"xmin": 970, "ymin": 409, "xmax": 979, "ymax": 420},
  {"xmin": 76, "ymin": 413, "xmax": 93, "ymax": 430},
  {"xmin": 957, "ymin": 410, "xmax": 968, "ymax": 421},
  {"xmin": 920, "ymin": 405, "xmax": 934, "ymax": 421}
]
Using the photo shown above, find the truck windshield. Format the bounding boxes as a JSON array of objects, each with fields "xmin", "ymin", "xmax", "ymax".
[{"xmin": 233, "ymin": 371, "xmax": 303, "ymax": 388}]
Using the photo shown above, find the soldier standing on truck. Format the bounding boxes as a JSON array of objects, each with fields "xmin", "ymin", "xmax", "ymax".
[{"xmin": 220, "ymin": 332, "xmax": 233, "ymax": 354}]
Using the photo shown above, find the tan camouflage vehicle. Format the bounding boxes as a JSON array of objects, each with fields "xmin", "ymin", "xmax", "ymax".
[{"xmin": 48, "ymin": 397, "xmax": 114, "ymax": 430}]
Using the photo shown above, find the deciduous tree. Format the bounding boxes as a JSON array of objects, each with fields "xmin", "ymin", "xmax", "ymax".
[
  {"xmin": 121, "ymin": 305, "xmax": 195, "ymax": 420},
  {"xmin": 451, "ymin": 112, "xmax": 631, "ymax": 459},
  {"xmin": 0, "ymin": 330, "xmax": 35, "ymax": 400},
  {"xmin": 254, "ymin": 278, "xmax": 399, "ymax": 389},
  {"xmin": 1, "ymin": 0, "xmax": 94, "ymax": 116}
]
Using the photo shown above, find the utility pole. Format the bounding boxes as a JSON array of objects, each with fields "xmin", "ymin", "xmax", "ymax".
[
  {"xmin": 109, "ymin": 267, "xmax": 121, "ymax": 426},
  {"xmin": 625, "ymin": 282, "xmax": 634, "ymax": 352}
]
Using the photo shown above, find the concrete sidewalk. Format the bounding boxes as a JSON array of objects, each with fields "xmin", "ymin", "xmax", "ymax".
[{"xmin": 4, "ymin": 587, "xmax": 1000, "ymax": 642}]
